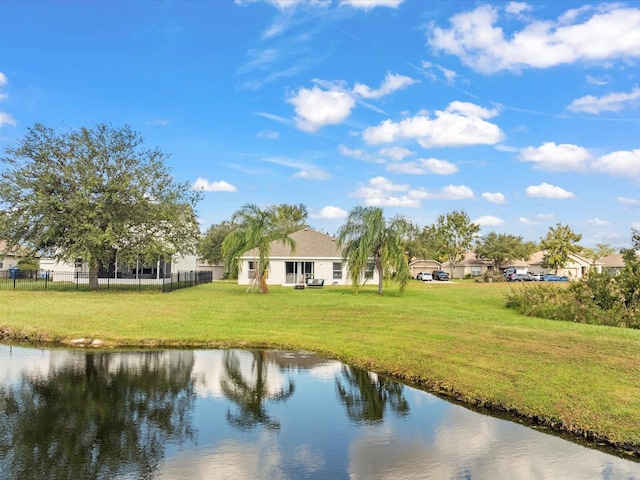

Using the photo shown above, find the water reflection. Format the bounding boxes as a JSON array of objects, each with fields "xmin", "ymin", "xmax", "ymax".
[
  {"xmin": 336, "ymin": 365, "xmax": 409, "ymax": 424},
  {"xmin": 0, "ymin": 347, "xmax": 196, "ymax": 480},
  {"xmin": 0, "ymin": 345, "xmax": 638, "ymax": 480},
  {"xmin": 221, "ymin": 350, "xmax": 295, "ymax": 431}
]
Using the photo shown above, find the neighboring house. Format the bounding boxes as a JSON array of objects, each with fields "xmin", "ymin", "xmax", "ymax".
[
  {"xmin": 40, "ymin": 253, "xmax": 199, "ymax": 279},
  {"xmin": 0, "ymin": 241, "xmax": 27, "ymax": 270},
  {"xmin": 598, "ymin": 253, "xmax": 626, "ymax": 275},
  {"xmin": 445, "ymin": 251, "xmax": 494, "ymax": 279},
  {"xmin": 409, "ymin": 259, "xmax": 442, "ymax": 279},
  {"xmin": 238, "ymin": 228, "xmax": 379, "ymax": 286},
  {"xmin": 196, "ymin": 260, "xmax": 225, "ymax": 280},
  {"xmin": 524, "ymin": 250, "xmax": 601, "ymax": 279}
]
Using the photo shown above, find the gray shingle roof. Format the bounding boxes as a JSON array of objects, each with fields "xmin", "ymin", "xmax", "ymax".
[{"xmin": 243, "ymin": 228, "xmax": 343, "ymax": 259}]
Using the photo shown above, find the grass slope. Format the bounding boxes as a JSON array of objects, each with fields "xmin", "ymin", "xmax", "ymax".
[{"xmin": 1, "ymin": 280, "xmax": 639, "ymax": 455}]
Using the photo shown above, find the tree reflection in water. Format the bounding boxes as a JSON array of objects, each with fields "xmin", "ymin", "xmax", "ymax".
[
  {"xmin": 0, "ymin": 350, "xmax": 196, "ymax": 480},
  {"xmin": 336, "ymin": 365, "xmax": 409, "ymax": 424},
  {"xmin": 220, "ymin": 350, "xmax": 295, "ymax": 431}
]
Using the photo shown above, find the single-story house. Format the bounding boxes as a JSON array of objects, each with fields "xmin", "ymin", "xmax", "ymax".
[
  {"xmin": 598, "ymin": 253, "xmax": 626, "ymax": 275},
  {"xmin": 445, "ymin": 251, "xmax": 495, "ymax": 279},
  {"xmin": 238, "ymin": 228, "xmax": 379, "ymax": 287},
  {"xmin": 522, "ymin": 250, "xmax": 601, "ymax": 280},
  {"xmin": 409, "ymin": 259, "xmax": 442, "ymax": 279}
]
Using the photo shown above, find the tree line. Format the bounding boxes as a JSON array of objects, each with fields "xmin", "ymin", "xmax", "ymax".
[{"xmin": 0, "ymin": 123, "xmax": 624, "ymax": 294}]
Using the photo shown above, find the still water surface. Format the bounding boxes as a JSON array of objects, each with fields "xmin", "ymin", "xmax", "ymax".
[{"xmin": 0, "ymin": 345, "xmax": 638, "ymax": 480}]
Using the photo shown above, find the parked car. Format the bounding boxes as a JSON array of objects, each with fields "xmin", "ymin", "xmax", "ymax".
[
  {"xmin": 542, "ymin": 274, "xmax": 569, "ymax": 282},
  {"xmin": 416, "ymin": 272, "xmax": 432, "ymax": 281},
  {"xmin": 432, "ymin": 270, "xmax": 450, "ymax": 281},
  {"xmin": 528, "ymin": 273, "xmax": 543, "ymax": 281},
  {"xmin": 508, "ymin": 273, "xmax": 534, "ymax": 282},
  {"xmin": 503, "ymin": 267, "xmax": 529, "ymax": 279}
]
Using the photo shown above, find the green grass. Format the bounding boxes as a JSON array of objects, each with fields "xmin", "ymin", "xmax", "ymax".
[{"xmin": 1, "ymin": 280, "xmax": 639, "ymax": 455}]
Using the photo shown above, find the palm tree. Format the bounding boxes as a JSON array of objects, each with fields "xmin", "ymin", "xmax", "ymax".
[
  {"xmin": 221, "ymin": 203, "xmax": 297, "ymax": 293},
  {"xmin": 337, "ymin": 206, "xmax": 411, "ymax": 295},
  {"xmin": 220, "ymin": 350, "xmax": 295, "ymax": 431},
  {"xmin": 336, "ymin": 365, "xmax": 409, "ymax": 424}
]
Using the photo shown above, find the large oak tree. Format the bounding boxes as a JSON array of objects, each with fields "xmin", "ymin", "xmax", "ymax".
[{"xmin": 0, "ymin": 123, "xmax": 201, "ymax": 290}]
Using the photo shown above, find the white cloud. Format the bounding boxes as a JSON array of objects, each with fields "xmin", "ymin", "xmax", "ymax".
[
  {"xmin": 362, "ymin": 101, "xmax": 503, "ymax": 148},
  {"xmin": 293, "ymin": 169, "xmax": 331, "ymax": 180},
  {"xmin": 592, "ymin": 149, "xmax": 640, "ymax": 177},
  {"xmin": 505, "ymin": 2, "xmax": 531, "ymax": 17},
  {"xmin": 525, "ymin": 182, "xmax": 574, "ymax": 199},
  {"xmin": 428, "ymin": 4, "xmax": 640, "ymax": 74},
  {"xmin": 192, "ymin": 178, "xmax": 238, "ymax": 192},
  {"xmin": 379, "ymin": 146, "xmax": 413, "ymax": 161},
  {"xmin": 264, "ymin": 155, "xmax": 331, "ymax": 180},
  {"xmin": 257, "ymin": 129, "xmax": 280, "ymax": 139},
  {"xmin": 339, "ymin": 0, "xmax": 404, "ymax": 10},
  {"xmin": 568, "ymin": 87, "xmax": 640, "ymax": 114},
  {"xmin": 616, "ymin": 196, "xmax": 640, "ymax": 205},
  {"xmin": 352, "ymin": 72, "xmax": 417, "ymax": 99},
  {"xmin": 338, "ymin": 144, "xmax": 384, "ymax": 163},
  {"xmin": 587, "ymin": 218, "xmax": 610, "ymax": 226},
  {"xmin": 349, "ymin": 176, "xmax": 420, "ymax": 207},
  {"xmin": 411, "ymin": 184, "xmax": 474, "ymax": 200},
  {"xmin": 482, "ymin": 192, "xmax": 506, "ymax": 204},
  {"xmin": 474, "ymin": 215, "xmax": 504, "ymax": 226},
  {"xmin": 586, "ymin": 74, "xmax": 611, "ymax": 86},
  {"xmin": 519, "ymin": 217, "xmax": 539, "ymax": 225},
  {"xmin": 418, "ymin": 61, "xmax": 458, "ymax": 84},
  {"xmin": 310, "ymin": 206, "xmax": 348, "ymax": 219},
  {"xmin": 288, "ymin": 86, "xmax": 355, "ymax": 132},
  {"xmin": 386, "ymin": 158, "xmax": 458, "ymax": 175},
  {"xmin": 0, "ymin": 112, "xmax": 17, "ymax": 127},
  {"xmin": 0, "ymin": 72, "xmax": 7, "ymax": 86},
  {"xmin": 519, "ymin": 142, "xmax": 591, "ymax": 171}
]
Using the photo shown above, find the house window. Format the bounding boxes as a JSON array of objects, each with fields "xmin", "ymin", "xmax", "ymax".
[
  {"xmin": 365, "ymin": 262, "xmax": 375, "ymax": 279},
  {"xmin": 248, "ymin": 261, "xmax": 257, "ymax": 279},
  {"xmin": 471, "ymin": 266, "xmax": 482, "ymax": 277},
  {"xmin": 74, "ymin": 258, "xmax": 83, "ymax": 269},
  {"xmin": 333, "ymin": 262, "xmax": 342, "ymax": 279},
  {"xmin": 0, "ymin": 260, "xmax": 3, "ymax": 270}
]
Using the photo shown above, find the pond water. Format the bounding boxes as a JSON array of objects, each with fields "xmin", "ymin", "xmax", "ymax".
[{"xmin": 0, "ymin": 345, "xmax": 638, "ymax": 480}]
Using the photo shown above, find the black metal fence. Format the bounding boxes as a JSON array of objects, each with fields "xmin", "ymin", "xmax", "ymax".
[{"xmin": 0, "ymin": 270, "xmax": 213, "ymax": 293}]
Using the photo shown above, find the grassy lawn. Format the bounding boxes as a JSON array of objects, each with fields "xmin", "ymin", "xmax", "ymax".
[{"xmin": 1, "ymin": 280, "xmax": 639, "ymax": 454}]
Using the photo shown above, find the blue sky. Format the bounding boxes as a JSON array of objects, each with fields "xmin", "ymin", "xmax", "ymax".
[{"xmin": 1, "ymin": 0, "xmax": 640, "ymax": 248}]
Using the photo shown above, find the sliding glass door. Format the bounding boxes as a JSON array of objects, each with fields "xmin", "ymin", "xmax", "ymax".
[{"xmin": 285, "ymin": 262, "xmax": 314, "ymax": 284}]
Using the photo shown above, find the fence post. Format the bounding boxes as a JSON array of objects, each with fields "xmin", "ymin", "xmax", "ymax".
[{"xmin": 76, "ymin": 271, "xmax": 79, "ymax": 290}]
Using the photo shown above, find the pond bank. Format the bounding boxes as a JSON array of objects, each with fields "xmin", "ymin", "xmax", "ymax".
[{"xmin": 1, "ymin": 326, "xmax": 638, "ymax": 461}]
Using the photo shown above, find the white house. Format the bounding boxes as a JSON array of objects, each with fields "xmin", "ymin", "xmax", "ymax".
[
  {"xmin": 238, "ymin": 228, "xmax": 379, "ymax": 287},
  {"xmin": 0, "ymin": 241, "xmax": 25, "ymax": 270},
  {"xmin": 40, "ymin": 253, "xmax": 199, "ymax": 278}
]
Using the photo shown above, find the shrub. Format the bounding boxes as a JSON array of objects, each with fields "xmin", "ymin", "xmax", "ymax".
[{"xmin": 506, "ymin": 273, "xmax": 640, "ymax": 329}]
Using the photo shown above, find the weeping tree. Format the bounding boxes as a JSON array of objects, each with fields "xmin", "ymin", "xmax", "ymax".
[
  {"xmin": 221, "ymin": 203, "xmax": 298, "ymax": 293},
  {"xmin": 337, "ymin": 206, "xmax": 411, "ymax": 295},
  {"xmin": 0, "ymin": 123, "xmax": 201, "ymax": 290}
]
